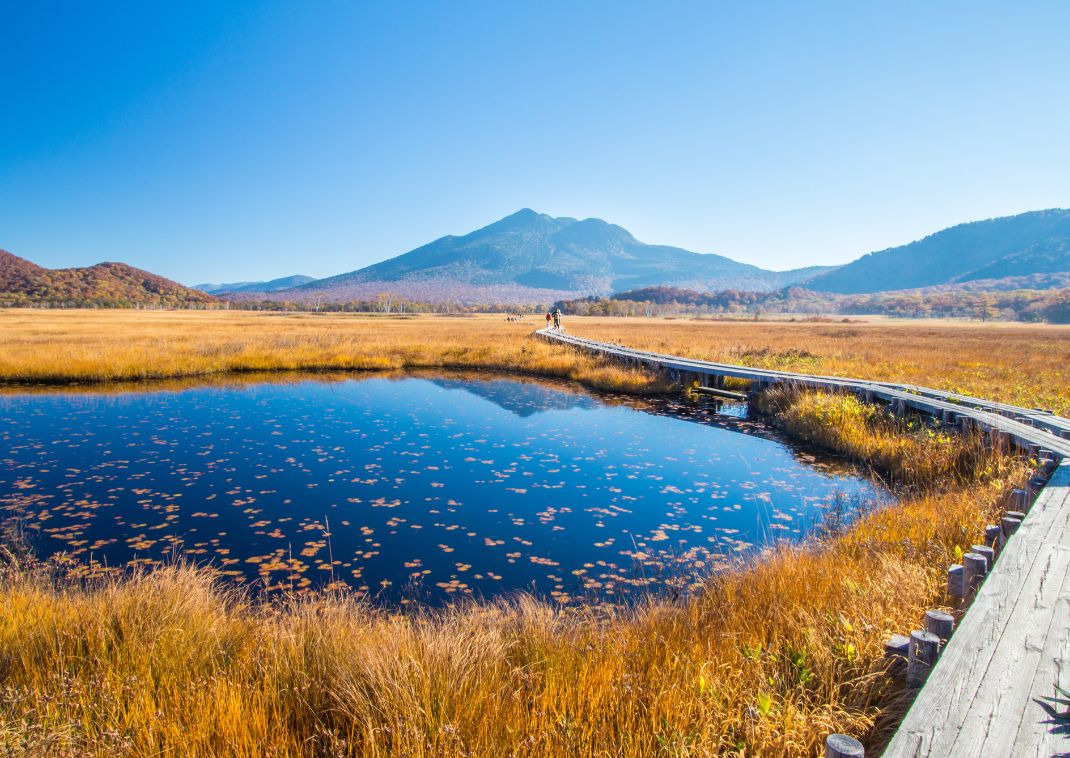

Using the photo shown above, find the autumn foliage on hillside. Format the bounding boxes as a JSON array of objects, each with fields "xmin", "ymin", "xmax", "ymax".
[
  {"xmin": 558, "ymin": 285, "xmax": 1070, "ymax": 323},
  {"xmin": 0, "ymin": 250, "xmax": 218, "ymax": 308}
]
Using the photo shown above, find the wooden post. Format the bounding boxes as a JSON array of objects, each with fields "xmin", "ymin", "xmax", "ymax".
[
  {"xmin": 825, "ymin": 733, "xmax": 865, "ymax": 757},
  {"xmin": 1001, "ymin": 515, "xmax": 1023, "ymax": 540},
  {"xmin": 971, "ymin": 544, "xmax": 995, "ymax": 571},
  {"xmin": 924, "ymin": 608, "xmax": 958, "ymax": 642},
  {"xmin": 946, "ymin": 564, "xmax": 963, "ymax": 600},
  {"xmin": 1010, "ymin": 488, "xmax": 1029, "ymax": 512},
  {"xmin": 907, "ymin": 629, "xmax": 941, "ymax": 687},
  {"xmin": 885, "ymin": 633, "xmax": 910, "ymax": 677},
  {"xmin": 962, "ymin": 552, "xmax": 988, "ymax": 603},
  {"xmin": 924, "ymin": 610, "xmax": 955, "ymax": 643},
  {"xmin": 984, "ymin": 525, "xmax": 1002, "ymax": 554}
]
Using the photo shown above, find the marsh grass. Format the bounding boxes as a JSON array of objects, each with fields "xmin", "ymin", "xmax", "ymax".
[
  {"xmin": 0, "ymin": 311, "xmax": 667, "ymax": 394},
  {"xmin": 4, "ymin": 312, "xmax": 1070, "ymax": 415},
  {"xmin": 0, "ymin": 385, "xmax": 1029, "ymax": 756}
]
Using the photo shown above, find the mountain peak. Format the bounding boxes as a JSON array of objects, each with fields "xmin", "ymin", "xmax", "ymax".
[{"xmin": 285, "ymin": 209, "xmax": 819, "ymax": 304}]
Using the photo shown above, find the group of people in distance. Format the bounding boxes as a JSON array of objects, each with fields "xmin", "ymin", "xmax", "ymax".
[{"xmin": 545, "ymin": 309, "xmax": 562, "ymax": 330}]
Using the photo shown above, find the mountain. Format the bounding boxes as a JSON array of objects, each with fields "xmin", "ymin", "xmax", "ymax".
[
  {"xmin": 194, "ymin": 275, "xmax": 315, "ymax": 294},
  {"xmin": 806, "ymin": 209, "xmax": 1070, "ymax": 294},
  {"xmin": 265, "ymin": 209, "xmax": 832, "ymax": 304},
  {"xmin": 0, "ymin": 250, "xmax": 217, "ymax": 307},
  {"xmin": 428, "ymin": 377, "xmax": 599, "ymax": 417}
]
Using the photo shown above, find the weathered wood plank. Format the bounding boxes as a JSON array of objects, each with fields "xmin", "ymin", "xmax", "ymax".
[
  {"xmin": 882, "ymin": 464, "xmax": 1070, "ymax": 756},
  {"xmin": 1009, "ymin": 549, "xmax": 1070, "ymax": 756}
]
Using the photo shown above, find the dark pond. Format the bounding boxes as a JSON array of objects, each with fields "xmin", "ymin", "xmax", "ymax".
[{"xmin": 0, "ymin": 373, "xmax": 889, "ymax": 605}]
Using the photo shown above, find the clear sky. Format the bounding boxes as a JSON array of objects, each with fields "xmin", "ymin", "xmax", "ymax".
[{"xmin": 2, "ymin": 1, "xmax": 1068, "ymax": 284}]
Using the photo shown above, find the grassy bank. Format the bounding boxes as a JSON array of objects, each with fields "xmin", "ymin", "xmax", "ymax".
[
  {"xmin": 3, "ymin": 312, "xmax": 1070, "ymax": 414},
  {"xmin": 0, "ymin": 389, "xmax": 1028, "ymax": 756},
  {"xmin": 0, "ymin": 311, "xmax": 665, "ymax": 394}
]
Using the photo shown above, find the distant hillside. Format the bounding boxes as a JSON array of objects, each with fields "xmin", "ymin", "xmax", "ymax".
[
  {"xmin": 0, "ymin": 250, "xmax": 217, "ymax": 307},
  {"xmin": 195, "ymin": 275, "xmax": 314, "ymax": 294},
  {"xmin": 262, "ymin": 209, "xmax": 830, "ymax": 304},
  {"xmin": 806, "ymin": 209, "xmax": 1070, "ymax": 294}
]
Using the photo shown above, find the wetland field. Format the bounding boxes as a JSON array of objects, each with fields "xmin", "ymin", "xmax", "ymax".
[{"xmin": 0, "ymin": 309, "xmax": 1057, "ymax": 756}]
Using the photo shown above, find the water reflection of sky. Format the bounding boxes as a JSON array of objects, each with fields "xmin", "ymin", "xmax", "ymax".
[{"xmin": 0, "ymin": 374, "xmax": 889, "ymax": 606}]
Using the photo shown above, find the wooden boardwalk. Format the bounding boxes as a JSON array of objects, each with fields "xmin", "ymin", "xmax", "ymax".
[{"xmin": 536, "ymin": 328, "xmax": 1070, "ymax": 756}]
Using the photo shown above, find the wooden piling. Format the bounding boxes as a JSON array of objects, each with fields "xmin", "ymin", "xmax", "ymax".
[
  {"xmin": 946, "ymin": 564, "xmax": 963, "ymax": 599},
  {"xmin": 983, "ymin": 524, "xmax": 1002, "ymax": 553},
  {"xmin": 971, "ymin": 545, "xmax": 995, "ymax": 571},
  {"xmin": 1010, "ymin": 488, "xmax": 1029, "ymax": 512},
  {"xmin": 825, "ymin": 733, "xmax": 865, "ymax": 758},
  {"xmin": 924, "ymin": 610, "xmax": 955, "ymax": 643},
  {"xmin": 885, "ymin": 633, "xmax": 910, "ymax": 677},
  {"xmin": 907, "ymin": 630, "xmax": 942, "ymax": 688},
  {"xmin": 1001, "ymin": 515, "xmax": 1023, "ymax": 538},
  {"xmin": 961, "ymin": 552, "xmax": 988, "ymax": 603}
]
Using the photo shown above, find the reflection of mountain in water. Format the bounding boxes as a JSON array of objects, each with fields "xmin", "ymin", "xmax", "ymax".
[{"xmin": 428, "ymin": 378, "xmax": 601, "ymax": 417}]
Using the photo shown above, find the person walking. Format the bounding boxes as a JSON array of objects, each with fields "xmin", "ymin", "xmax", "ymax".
[
  {"xmin": 545, "ymin": 312, "xmax": 552, "ymax": 328},
  {"xmin": 552, "ymin": 308, "xmax": 562, "ymax": 330}
]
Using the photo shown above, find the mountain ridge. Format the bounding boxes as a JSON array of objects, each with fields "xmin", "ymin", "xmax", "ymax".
[
  {"xmin": 806, "ymin": 208, "xmax": 1070, "ymax": 294},
  {"xmin": 4, "ymin": 208, "xmax": 1068, "ymax": 308},
  {"xmin": 194, "ymin": 275, "xmax": 314, "ymax": 294},
  {"xmin": 252, "ymin": 209, "xmax": 832, "ymax": 304},
  {"xmin": 0, "ymin": 250, "xmax": 217, "ymax": 307}
]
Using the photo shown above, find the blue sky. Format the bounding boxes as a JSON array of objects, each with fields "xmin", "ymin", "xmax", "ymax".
[{"xmin": 2, "ymin": 1, "xmax": 1068, "ymax": 284}]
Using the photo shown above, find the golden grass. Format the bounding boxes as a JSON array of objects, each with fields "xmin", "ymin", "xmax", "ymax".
[
  {"xmin": 0, "ymin": 310, "xmax": 665, "ymax": 394},
  {"xmin": 3, "ymin": 309, "xmax": 1068, "ymax": 414},
  {"xmin": 0, "ymin": 385, "xmax": 1029, "ymax": 756}
]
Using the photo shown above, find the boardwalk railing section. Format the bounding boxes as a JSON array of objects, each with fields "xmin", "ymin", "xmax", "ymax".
[{"xmin": 536, "ymin": 328, "xmax": 1070, "ymax": 757}]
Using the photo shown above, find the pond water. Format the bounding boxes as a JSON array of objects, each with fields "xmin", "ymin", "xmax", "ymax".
[{"xmin": 0, "ymin": 374, "xmax": 889, "ymax": 605}]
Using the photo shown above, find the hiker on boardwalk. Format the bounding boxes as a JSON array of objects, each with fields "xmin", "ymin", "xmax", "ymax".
[
  {"xmin": 552, "ymin": 309, "xmax": 562, "ymax": 330},
  {"xmin": 545, "ymin": 312, "xmax": 552, "ymax": 328}
]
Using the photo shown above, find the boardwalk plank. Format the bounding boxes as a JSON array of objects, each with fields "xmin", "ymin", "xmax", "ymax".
[{"xmin": 1010, "ymin": 547, "xmax": 1070, "ymax": 756}]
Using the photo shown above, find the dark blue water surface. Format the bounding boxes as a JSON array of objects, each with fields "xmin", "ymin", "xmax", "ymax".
[{"xmin": 0, "ymin": 374, "xmax": 888, "ymax": 605}]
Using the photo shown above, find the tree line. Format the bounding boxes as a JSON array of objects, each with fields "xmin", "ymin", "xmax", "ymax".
[{"xmin": 553, "ymin": 286, "xmax": 1070, "ymax": 323}]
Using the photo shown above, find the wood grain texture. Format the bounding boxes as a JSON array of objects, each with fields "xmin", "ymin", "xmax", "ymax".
[{"xmin": 881, "ymin": 463, "xmax": 1070, "ymax": 757}]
